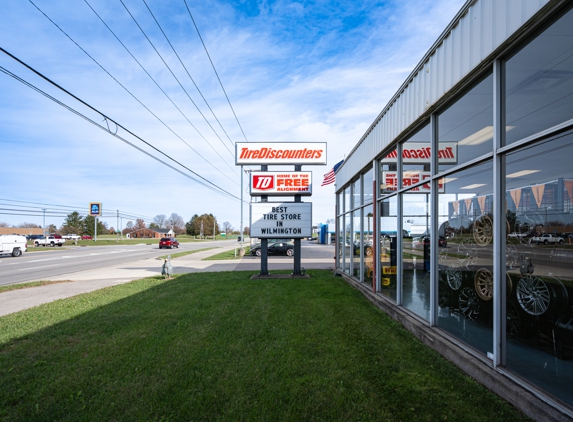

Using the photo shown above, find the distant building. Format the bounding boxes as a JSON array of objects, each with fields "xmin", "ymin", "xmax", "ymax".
[
  {"xmin": 125, "ymin": 228, "xmax": 174, "ymax": 239},
  {"xmin": 0, "ymin": 228, "xmax": 43, "ymax": 236}
]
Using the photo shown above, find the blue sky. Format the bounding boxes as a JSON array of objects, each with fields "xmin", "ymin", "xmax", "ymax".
[{"xmin": 0, "ymin": 0, "xmax": 464, "ymax": 232}]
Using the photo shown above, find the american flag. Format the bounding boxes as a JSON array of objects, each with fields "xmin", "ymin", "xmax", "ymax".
[{"xmin": 321, "ymin": 160, "xmax": 344, "ymax": 186}]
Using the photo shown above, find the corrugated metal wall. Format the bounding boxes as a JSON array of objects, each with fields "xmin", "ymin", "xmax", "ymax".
[{"xmin": 336, "ymin": 0, "xmax": 550, "ymax": 189}]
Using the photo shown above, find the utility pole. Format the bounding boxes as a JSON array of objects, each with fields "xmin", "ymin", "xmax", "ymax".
[
  {"xmin": 42, "ymin": 208, "xmax": 46, "ymax": 236},
  {"xmin": 117, "ymin": 210, "xmax": 119, "ymax": 243}
]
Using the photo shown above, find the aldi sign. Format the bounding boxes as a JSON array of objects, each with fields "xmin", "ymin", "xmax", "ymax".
[
  {"xmin": 251, "ymin": 172, "xmax": 312, "ymax": 196},
  {"xmin": 250, "ymin": 202, "xmax": 312, "ymax": 238}
]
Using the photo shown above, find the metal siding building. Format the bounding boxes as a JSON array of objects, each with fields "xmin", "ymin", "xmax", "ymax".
[
  {"xmin": 335, "ymin": 1, "xmax": 573, "ymax": 420},
  {"xmin": 337, "ymin": 0, "xmax": 551, "ymax": 185}
]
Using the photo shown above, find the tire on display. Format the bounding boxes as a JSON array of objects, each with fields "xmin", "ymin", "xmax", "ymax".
[
  {"xmin": 474, "ymin": 268, "xmax": 493, "ymax": 301},
  {"xmin": 473, "ymin": 215, "xmax": 493, "ymax": 246},
  {"xmin": 516, "ymin": 276, "xmax": 569, "ymax": 316},
  {"xmin": 506, "ymin": 302, "xmax": 522, "ymax": 339},
  {"xmin": 286, "ymin": 249, "xmax": 294, "ymax": 257},
  {"xmin": 446, "ymin": 264, "xmax": 463, "ymax": 291},
  {"xmin": 458, "ymin": 287, "xmax": 480, "ymax": 320},
  {"xmin": 11, "ymin": 248, "xmax": 21, "ymax": 257}
]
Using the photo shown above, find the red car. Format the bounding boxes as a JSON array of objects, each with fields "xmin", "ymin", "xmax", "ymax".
[
  {"xmin": 81, "ymin": 235, "xmax": 93, "ymax": 240},
  {"xmin": 159, "ymin": 237, "xmax": 179, "ymax": 249}
]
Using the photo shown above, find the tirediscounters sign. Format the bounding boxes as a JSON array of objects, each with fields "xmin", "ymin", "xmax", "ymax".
[
  {"xmin": 250, "ymin": 202, "xmax": 312, "ymax": 238},
  {"xmin": 236, "ymin": 142, "xmax": 327, "ymax": 165},
  {"xmin": 251, "ymin": 172, "xmax": 312, "ymax": 196},
  {"xmin": 381, "ymin": 171, "xmax": 445, "ymax": 193},
  {"xmin": 381, "ymin": 142, "xmax": 458, "ymax": 164}
]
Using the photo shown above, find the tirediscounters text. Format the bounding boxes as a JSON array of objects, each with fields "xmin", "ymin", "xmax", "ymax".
[{"xmin": 235, "ymin": 142, "xmax": 327, "ymax": 165}]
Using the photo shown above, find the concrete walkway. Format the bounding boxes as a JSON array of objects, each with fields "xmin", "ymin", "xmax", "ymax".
[{"xmin": 0, "ymin": 244, "xmax": 334, "ymax": 317}]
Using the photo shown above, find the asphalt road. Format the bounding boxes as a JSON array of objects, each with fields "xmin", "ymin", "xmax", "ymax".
[
  {"xmin": 0, "ymin": 239, "xmax": 336, "ymax": 287},
  {"xmin": 0, "ymin": 239, "xmax": 236, "ymax": 286}
]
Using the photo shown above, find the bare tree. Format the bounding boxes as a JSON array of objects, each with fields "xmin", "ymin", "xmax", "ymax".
[
  {"xmin": 221, "ymin": 221, "xmax": 233, "ymax": 237},
  {"xmin": 0, "ymin": 222, "xmax": 10, "ymax": 227},
  {"xmin": 18, "ymin": 222, "xmax": 41, "ymax": 228},
  {"xmin": 153, "ymin": 214, "xmax": 167, "ymax": 229},
  {"xmin": 168, "ymin": 213, "xmax": 185, "ymax": 234}
]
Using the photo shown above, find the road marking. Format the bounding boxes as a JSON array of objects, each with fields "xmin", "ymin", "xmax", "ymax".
[{"xmin": 18, "ymin": 263, "xmax": 62, "ymax": 270}]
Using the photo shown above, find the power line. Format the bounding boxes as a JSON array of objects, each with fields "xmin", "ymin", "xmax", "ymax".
[
  {"xmin": 29, "ymin": 0, "xmax": 239, "ymax": 184},
  {"xmin": 82, "ymin": 0, "xmax": 237, "ymax": 168},
  {"xmin": 142, "ymin": 0, "xmax": 235, "ymax": 150},
  {"xmin": 183, "ymin": 0, "xmax": 250, "ymax": 143},
  {"xmin": 118, "ymin": 0, "xmax": 235, "ymax": 157},
  {"xmin": 0, "ymin": 52, "xmax": 241, "ymax": 201},
  {"xmin": 28, "ymin": 0, "xmax": 237, "ymax": 184}
]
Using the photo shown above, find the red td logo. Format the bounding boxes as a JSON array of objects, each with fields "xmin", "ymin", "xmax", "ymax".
[{"xmin": 253, "ymin": 175, "xmax": 274, "ymax": 190}]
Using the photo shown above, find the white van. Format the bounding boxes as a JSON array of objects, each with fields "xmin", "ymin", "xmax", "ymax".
[{"xmin": 0, "ymin": 235, "xmax": 28, "ymax": 257}]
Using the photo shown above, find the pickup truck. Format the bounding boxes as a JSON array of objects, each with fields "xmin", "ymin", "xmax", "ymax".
[
  {"xmin": 0, "ymin": 235, "xmax": 27, "ymax": 257},
  {"xmin": 530, "ymin": 234, "xmax": 564, "ymax": 245},
  {"xmin": 63, "ymin": 234, "xmax": 81, "ymax": 240},
  {"xmin": 34, "ymin": 236, "xmax": 66, "ymax": 247}
]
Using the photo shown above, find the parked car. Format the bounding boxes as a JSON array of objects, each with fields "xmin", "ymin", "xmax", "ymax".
[
  {"xmin": 63, "ymin": 234, "xmax": 81, "ymax": 240},
  {"xmin": 0, "ymin": 235, "xmax": 27, "ymax": 257},
  {"xmin": 81, "ymin": 235, "xmax": 93, "ymax": 240},
  {"xmin": 26, "ymin": 234, "xmax": 44, "ymax": 241},
  {"xmin": 530, "ymin": 234, "xmax": 564, "ymax": 245},
  {"xmin": 250, "ymin": 241, "xmax": 294, "ymax": 257},
  {"xmin": 416, "ymin": 235, "xmax": 447, "ymax": 247},
  {"xmin": 507, "ymin": 232, "xmax": 528, "ymax": 238},
  {"xmin": 49, "ymin": 233, "xmax": 63, "ymax": 239},
  {"xmin": 159, "ymin": 237, "xmax": 179, "ymax": 249},
  {"xmin": 34, "ymin": 236, "xmax": 65, "ymax": 247}
]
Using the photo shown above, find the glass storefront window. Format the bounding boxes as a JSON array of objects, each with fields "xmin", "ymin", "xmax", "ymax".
[
  {"xmin": 379, "ymin": 149, "xmax": 397, "ymax": 197},
  {"xmin": 437, "ymin": 160, "xmax": 493, "ymax": 356},
  {"xmin": 402, "ymin": 189, "xmax": 431, "ymax": 320},
  {"xmin": 343, "ymin": 187, "xmax": 350, "ymax": 213},
  {"xmin": 363, "ymin": 204, "xmax": 374, "ymax": 284},
  {"xmin": 402, "ymin": 123, "xmax": 431, "ymax": 174},
  {"xmin": 504, "ymin": 133, "xmax": 573, "ymax": 408},
  {"xmin": 363, "ymin": 167, "xmax": 373, "ymax": 205},
  {"xmin": 379, "ymin": 195, "xmax": 397, "ymax": 301},
  {"xmin": 352, "ymin": 179, "xmax": 361, "ymax": 210},
  {"xmin": 352, "ymin": 209, "xmax": 361, "ymax": 278},
  {"xmin": 505, "ymin": 7, "xmax": 573, "ymax": 146},
  {"xmin": 438, "ymin": 73, "xmax": 493, "ymax": 173}
]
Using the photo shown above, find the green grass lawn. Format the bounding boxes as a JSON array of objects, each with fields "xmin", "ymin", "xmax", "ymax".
[
  {"xmin": 0, "ymin": 271, "xmax": 527, "ymax": 421},
  {"xmin": 203, "ymin": 247, "xmax": 251, "ymax": 260}
]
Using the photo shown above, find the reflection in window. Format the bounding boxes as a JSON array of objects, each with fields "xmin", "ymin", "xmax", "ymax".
[
  {"xmin": 437, "ymin": 160, "xmax": 493, "ymax": 356},
  {"xmin": 363, "ymin": 168, "xmax": 373, "ymax": 205},
  {"xmin": 351, "ymin": 179, "xmax": 361, "ymax": 210},
  {"xmin": 402, "ymin": 123, "xmax": 431, "ymax": 174},
  {"xmin": 438, "ymin": 73, "xmax": 493, "ymax": 172},
  {"xmin": 506, "ymin": 7, "xmax": 573, "ymax": 146},
  {"xmin": 379, "ymin": 196, "xmax": 397, "ymax": 301},
  {"xmin": 363, "ymin": 204, "xmax": 374, "ymax": 284},
  {"xmin": 379, "ymin": 149, "xmax": 397, "ymax": 197},
  {"xmin": 402, "ymin": 189, "xmax": 431, "ymax": 320},
  {"xmin": 504, "ymin": 133, "xmax": 573, "ymax": 408},
  {"xmin": 352, "ymin": 210, "xmax": 361, "ymax": 278}
]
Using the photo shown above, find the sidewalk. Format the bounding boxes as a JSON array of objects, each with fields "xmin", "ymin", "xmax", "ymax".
[{"xmin": 0, "ymin": 245, "xmax": 334, "ymax": 317}]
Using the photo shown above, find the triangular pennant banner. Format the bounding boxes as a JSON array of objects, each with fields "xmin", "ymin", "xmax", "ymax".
[
  {"xmin": 531, "ymin": 184, "xmax": 545, "ymax": 208},
  {"xmin": 477, "ymin": 196, "xmax": 487, "ymax": 215},
  {"xmin": 509, "ymin": 188, "xmax": 522, "ymax": 209},
  {"xmin": 452, "ymin": 201, "xmax": 459, "ymax": 215},
  {"xmin": 565, "ymin": 180, "xmax": 573, "ymax": 207},
  {"xmin": 464, "ymin": 198, "xmax": 473, "ymax": 214}
]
